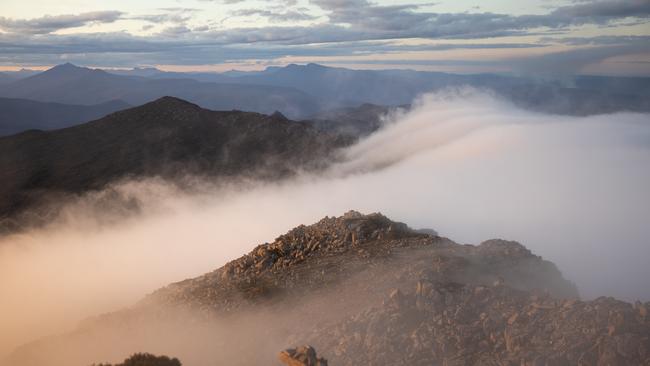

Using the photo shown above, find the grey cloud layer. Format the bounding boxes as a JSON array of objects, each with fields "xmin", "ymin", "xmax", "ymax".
[
  {"xmin": 0, "ymin": 11, "xmax": 123, "ymax": 34},
  {"xmin": 1, "ymin": 1, "xmax": 647, "ymax": 40},
  {"xmin": 229, "ymin": 9, "xmax": 317, "ymax": 22},
  {"xmin": 310, "ymin": 0, "xmax": 649, "ymax": 36},
  {"xmin": 552, "ymin": 0, "xmax": 650, "ymax": 18},
  {"xmin": 0, "ymin": 0, "xmax": 647, "ymax": 70},
  {"xmin": 0, "ymin": 31, "xmax": 530, "ymax": 67},
  {"xmin": 512, "ymin": 39, "xmax": 650, "ymax": 74}
]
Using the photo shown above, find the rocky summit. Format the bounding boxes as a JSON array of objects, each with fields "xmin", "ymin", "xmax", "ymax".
[
  {"xmin": 8, "ymin": 211, "xmax": 649, "ymax": 366},
  {"xmin": 145, "ymin": 210, "xmax": 578, "ymax": 313}
]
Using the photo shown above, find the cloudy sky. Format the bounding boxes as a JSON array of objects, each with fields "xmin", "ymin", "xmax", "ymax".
[{"xmin": 0, "ymin": 0, "xmax": 649, "ymax": 75}]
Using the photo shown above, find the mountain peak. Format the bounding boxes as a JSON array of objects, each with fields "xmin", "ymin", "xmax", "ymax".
[
  {"xmin": 148, "ymin": 96, "xmax": 201, "ymax": 109},
  {"xmin": 270, "ymin": 110, "xmax": 289, "ymax": 121},
  {"xmin": 43, "ymin": 63, "xmax": 108, "ymax": 77},
  {"xmin": 148, "ymin": 209, "xmax": 579, "ymax": 319},
  {"xmin": 208, "ymin": 211, "xmax": 415, "ymax": 282},
  {"xmin": 50, "ymin": 62, "xmax": 84, "ymax": 71},
  {"xmin": 114, "ymin": 96, "xmax": 204, "ymax": 121},
  {"xmin": 284, "ymin": 63, "xmax": 326, "ymax": 70},
  {"xmin": 305, "ymin": 63, "xmax": 326, "ymax": 69}
]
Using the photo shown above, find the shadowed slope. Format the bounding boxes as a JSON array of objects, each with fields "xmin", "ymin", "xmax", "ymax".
[{"xmin": 0, "ymin": 97, "xmax": 348, "ymax": 230}]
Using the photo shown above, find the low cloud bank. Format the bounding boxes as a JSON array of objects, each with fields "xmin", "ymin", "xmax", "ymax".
[{"xmin": 1, "ymin": 89, "xmax": 649, "ymax": 362}]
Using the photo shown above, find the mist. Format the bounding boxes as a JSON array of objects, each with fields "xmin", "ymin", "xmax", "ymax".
[{"xmin": 1, "ymin": 89, "xmax": 649, "ymax": 363}]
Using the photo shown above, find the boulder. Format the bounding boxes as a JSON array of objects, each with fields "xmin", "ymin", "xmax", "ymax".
[{"xmin": 278, "ymin": 346, "xmax": 328, "ymax": 366}]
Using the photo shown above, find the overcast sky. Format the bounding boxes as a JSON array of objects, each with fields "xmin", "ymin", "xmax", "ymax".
[{"xmin": 0, "ymin": 0, "xmax": 649, "ymax": 75}]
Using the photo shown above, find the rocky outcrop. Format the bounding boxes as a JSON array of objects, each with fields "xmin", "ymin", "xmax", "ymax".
[
  {"xmin": 278, "ymin": 346, "xmax": 327, "ymax": 366},
  {"xmin": 303, "ymin": 282, "xmax": 650, "ymax": 365},
  {"xmin": 92, "ymin": 353, "xmax": 182, "ymax": 366},
  {"xmin": 12, "ymin": 211, "xmax": 644, "ymax": 366}
]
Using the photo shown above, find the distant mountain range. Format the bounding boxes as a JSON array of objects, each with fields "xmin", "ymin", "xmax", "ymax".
[
  {"xmin": 1, "ymin": 63, "xmax": 648, "ymax": 126},
  {"xmin": 108, "ymin": 63, "xmax": 650, "ymax": 115},
  {"xmin": 0, "ymin": 97, "xmax": 349, "ymax": 231},
  {"xmin": 0, "ymin": 98, "xmax": 129, "ymax": 136},
  {"xmin": 0, "ymin": 63, "xmax": 321, "ymax": 119}
]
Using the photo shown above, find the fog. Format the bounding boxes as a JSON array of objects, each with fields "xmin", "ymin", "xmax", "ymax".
[{"xmin": 1, "ymin": 89, "xmax": 649, "ymax": 363}]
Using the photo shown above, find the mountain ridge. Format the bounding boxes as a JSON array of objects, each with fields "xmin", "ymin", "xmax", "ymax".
[{"xmin": 0, "ymin": 97, "xmax": 350, "ymax": 232}]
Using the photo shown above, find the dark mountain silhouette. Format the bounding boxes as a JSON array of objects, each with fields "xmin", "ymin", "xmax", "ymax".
[
  {"xmin": 8, "ymin": 211, "xmax": 648, "ymax": 366},
  {"xmin": 0, "ymin": 64, "xmax": 322, "ymax": 118},
  {"xmin": 0, "ymin": 98, "xmax": 130, "ymax": 136},
  {"xmin": 0, "ymin": 96, "xmax": 349, "ymax": 230}
]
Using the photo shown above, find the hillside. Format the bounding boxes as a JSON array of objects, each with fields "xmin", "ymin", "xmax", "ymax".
[
  {"xmin": 8, "ymin": 211, "xmax": 646, "ymax": 366},
  {"xmin": 0, "ymin": 98, "xmax": 129, "ymax": 136},
  {"xmin": 0, "ymin": 97, "xmax": 349, "ymax": 230}
]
